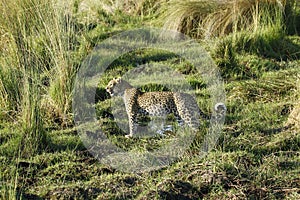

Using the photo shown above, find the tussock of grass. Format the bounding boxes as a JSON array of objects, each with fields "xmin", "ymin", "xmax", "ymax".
[{"xmin": 158, "ymin": 0, "xmax": 287, "ymax": 39}]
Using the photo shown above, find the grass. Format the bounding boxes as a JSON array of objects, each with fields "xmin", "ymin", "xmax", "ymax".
[
  {"xmin": 158, "ymin": 0, "xmax": 288, "ymax": 39},
  {"xmin": 0, "ymin": 0, "xmax": 299, "ymax": 199}
]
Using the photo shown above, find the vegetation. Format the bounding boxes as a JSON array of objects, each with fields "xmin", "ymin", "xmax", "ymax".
[{"xmin": 0, "ymin": 0, "xmax": 299, "ymax": 199}]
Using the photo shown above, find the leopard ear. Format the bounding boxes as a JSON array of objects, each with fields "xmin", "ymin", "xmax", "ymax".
[{"xmin": 116, "ymin": 77, "xmax": 122, "ymax": 83}]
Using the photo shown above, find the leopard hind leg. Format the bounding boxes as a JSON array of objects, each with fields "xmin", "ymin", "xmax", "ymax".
[{"xmin": 173, "ymin": 93, "xmax": 201, "ymax": 130}]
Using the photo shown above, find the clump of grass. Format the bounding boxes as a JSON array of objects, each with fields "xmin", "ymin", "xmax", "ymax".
[{"xmin": 158, "ymin": 0, "xmax": 287, "ymax": 39}]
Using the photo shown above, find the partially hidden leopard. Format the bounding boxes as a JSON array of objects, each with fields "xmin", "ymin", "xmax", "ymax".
[{"xmin": 106, "ymin": 77, "xmax": 226, "ymax": 138}]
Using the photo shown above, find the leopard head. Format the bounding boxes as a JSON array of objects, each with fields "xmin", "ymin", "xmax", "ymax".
[
  {"xmin": 106, "ymin": 77, "xmax": 133, "ymax": 97},
  {"xmin": 106, "ymin": 77, "xmax": 122, "ymax": 97}
]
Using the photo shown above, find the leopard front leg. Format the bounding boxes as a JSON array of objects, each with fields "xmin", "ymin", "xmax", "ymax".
[
  {"xmin": 123, "ymin": 88, "xmax": 139, "ymax": 138},
  {"xmin": 126, "ymin": 113, "xmax": 137, "ymax": 138}
]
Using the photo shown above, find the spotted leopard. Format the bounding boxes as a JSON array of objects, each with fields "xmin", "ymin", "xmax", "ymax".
[{"xmin": 106, "ymin": 77, "xmax": 226, "ymax": 138}]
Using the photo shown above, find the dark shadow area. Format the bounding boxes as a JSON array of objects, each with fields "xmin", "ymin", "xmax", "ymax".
[
  {"xmin": 16, "ymin": 192, "xmax": 43, "ymax": 200},
  {"xmin": 44, "ymin": 130, "xmax": 86, "ymax": 153},
  {"xmin": 96, "ymin": 108, "xmax": 114, "ymax": 120},
  {"xmin": 285, "ymin": 1, "xmax": 300, "ymax": 36},
  {"xmin": 251, "ymin": 36, "xmax": 300, "ymax": 61},
  {"xmin": 107, "ymin": 49, "xmax": 177, "ymax": 71},
  {"xmin": 278, "ymin": 161, "xmax": 300, "ymax": 170},
  {"xmin": 250, "ymin": 135, "xmax": 300, "ymax": 159},
  {"xmin": 95, "ymin": 87, "xmax": 110, "ymax": 102},
  {"xmin": 45, "ymin": 186, "xmax": 102, "ymax": 200},
  {"xmin": 275, "ymin": 37, "xmax": 300, "ymax": 60},
  {"xmin": 46, "ymin": 139, "xmax": 86, "ymax": 153},
  {"xmin": 260, "ymin": 125, "xmax": 292, "ymax": 136},
  {"xmin": 214, "ymin": 33, "xmax": 300, "ymax": 80},
  {"xmin": 246, "ymin": 187, "xmax": 285, "ymax": 200},
  {"xmin": 158, "ymin": 180, "xmax": 207, "ymax": 200}
]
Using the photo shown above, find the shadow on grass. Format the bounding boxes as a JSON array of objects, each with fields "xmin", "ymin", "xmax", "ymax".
[
  {"xmin": 16, "ymin": 192, "xmax": 43, "ymax": 200},
  {"xmin": 214, "ymin": 34, "xmax": 300, "ymax": 80},
  {"xmin": 45, "ymin": 129, "xmax": 86, "ymax": 152},
  {"xmin": 158, "ymin": 180, "xmax": 208, "ymax": 200},
  {"xmin": 95, "ymin": 87, "xmax": 110, "ymax": 102},
  {"xmin": 107, "ymin": 50, "xmax": 177, "ymax": 71},
  {"xmin": 260, "ymin": 125, "xmax": 292, "ymax": 135},
  {"xmin": 250, "ymin": 140, "xmax": 299, "ymax": 162},
  {"xmin": 45, "ymin": 186, "xmax": 102, "ymax": 200},
  {"xmin": 278, "ymin": 161, "xmax": 300, "ymax": 170}
]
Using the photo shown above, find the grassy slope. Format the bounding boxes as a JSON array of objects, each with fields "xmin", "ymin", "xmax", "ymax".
[{"xmin": 0, "ymin": 1, "xmax": 300, "ymax": 200}]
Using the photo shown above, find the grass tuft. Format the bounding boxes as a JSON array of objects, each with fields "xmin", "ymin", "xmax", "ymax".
[{"xmin": 158, "ymin": 0, "xmax": 287, "ymax": 39}]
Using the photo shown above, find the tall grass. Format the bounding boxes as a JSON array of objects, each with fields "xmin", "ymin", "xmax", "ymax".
[
  {"xmin": 158, "ymin": 0, "xmax": 287, "ymax": 39},
  {"xmin": 0, "ymin": 64, "xmax": 23, "ymax": 121},
  {"xmin": 0, "ymin": 15, "xmax": 23, "ymax": 121},
  {"xmin": 0, "ymin": 0, "xmax": 44, "ymax": 156},
  {"xmin": 0, "ymin": 0, "xmax": 82, "ymax": 156}
]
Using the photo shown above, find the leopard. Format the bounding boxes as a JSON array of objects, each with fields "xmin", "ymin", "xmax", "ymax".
[{"xmin": 106, "ymin": 77, "xmax": 226, "ymax": 138}]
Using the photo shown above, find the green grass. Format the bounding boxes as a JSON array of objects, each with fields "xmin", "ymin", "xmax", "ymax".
[{"xmin": 0, "ymin": 0, "xmax": 300, "ymax": 199}]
